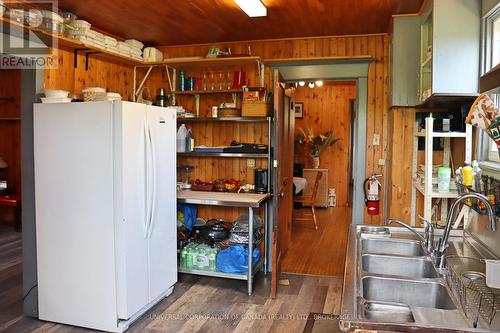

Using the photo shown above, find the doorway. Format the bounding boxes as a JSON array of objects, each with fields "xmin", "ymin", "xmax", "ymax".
[
  {"xmin": 0, "ymin": 69, "xmax": 22, "ymax": 231},
  {"xmin": 282, "ymin": 80, "xmax": 356, "ymax": 276}
]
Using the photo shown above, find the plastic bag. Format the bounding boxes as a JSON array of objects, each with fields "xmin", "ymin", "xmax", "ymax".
[
  {"xmin": 216, "ymin": 245, "xmax": 260, "ymax": 273},
  {"xmin": 178, "ymin": 204, "xmax": 197, "ymax": 231}
]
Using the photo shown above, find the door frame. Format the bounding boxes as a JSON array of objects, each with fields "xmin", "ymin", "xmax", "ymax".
[{"xmin": 268, "ymin": 60, "xmax": 370, "ymax": 225}]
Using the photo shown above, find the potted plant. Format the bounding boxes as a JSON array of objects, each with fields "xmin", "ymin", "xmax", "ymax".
[{"xmin": 296, "ymin": 128, "xmax": 340, "ymax": 168}]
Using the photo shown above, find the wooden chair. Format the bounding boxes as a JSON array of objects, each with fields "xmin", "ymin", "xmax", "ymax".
[{"xmin": 292, "ymin": 171, "xmax": 322, "ymax": 230}]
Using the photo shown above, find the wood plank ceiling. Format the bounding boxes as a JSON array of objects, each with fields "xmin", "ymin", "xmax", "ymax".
[{"xmin": 56, "ymin": 0, "xmax": 422, "ymax": 46}]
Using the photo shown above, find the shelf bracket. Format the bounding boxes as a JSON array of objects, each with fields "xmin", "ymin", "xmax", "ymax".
[
  {"xmin": 84, "ymin": 51, "xmax": 101, "ymax": 71},
  {"xmin": 134, "ymin": 65, "xmax": 154, "ymax": 101},
  {"xmin": 74, "ymin": 48, "xmax": 89, "ymax": 69}
]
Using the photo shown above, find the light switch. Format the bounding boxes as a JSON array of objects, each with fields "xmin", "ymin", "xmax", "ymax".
[
  {"xmin": 247, "ymin": 159, "xmax": 256, "ymax": 168},
  {"xmin": 373, "ymin": 134, "xmax": 380, "ymax": 146},
  {"xmin": 378, "ymin": 159, "xmax": 385, "ymax": 166}
]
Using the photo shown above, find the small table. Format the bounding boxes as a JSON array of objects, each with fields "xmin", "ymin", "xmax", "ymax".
[{"xmin": 0, "ymin": 193, "xmax": 20, "ymax": 231}]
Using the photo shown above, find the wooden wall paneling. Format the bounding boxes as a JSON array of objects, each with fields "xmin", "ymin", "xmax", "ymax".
[
  {"xmin": 388, "ymin": 107, "xmax": 416, "ymax": 223},
  {"xmin": 159, "ymin": 34, "xmax": 389, "ymax": 225},
  {"xmin": 0, "ymin": 69, "xmax": 21, "ymax": 119},
  {"xmin": 294, "ymin": 81, "xmax": 355, "ymax": 207},
  {"xmin": 45, "ymin": 47, "xmax": 133, "ymax": 99}
]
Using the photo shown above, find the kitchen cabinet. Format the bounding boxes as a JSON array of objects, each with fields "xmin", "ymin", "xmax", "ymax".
[
  {"xmin": 302, "ymin": 169, "xmax": 329, "ymax": 208},
  {"xmin": 418, "ymin": 0, "xmax": 481, "ymax": 105},
  {"xmin": 389, "ymin": 15, "xmax": 421, "ymax": 107}
]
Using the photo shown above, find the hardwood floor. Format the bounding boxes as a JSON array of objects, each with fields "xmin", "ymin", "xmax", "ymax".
[
  {"xmin": 281, "ymin": 207, "xmax": 351, "ymax": 276},
  {"xmin": 0, "ymin": 226, "xmax": 343, "ymax": 333}
]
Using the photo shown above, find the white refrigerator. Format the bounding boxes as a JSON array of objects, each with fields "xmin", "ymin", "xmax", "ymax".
[{"xmin": 34, "ymin": 101, "xmax": 177, "ymax": 332}]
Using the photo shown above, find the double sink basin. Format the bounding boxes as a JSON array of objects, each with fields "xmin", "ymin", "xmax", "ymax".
[{"xmin": 358, "ymin": 233, "xmax": 458, "ymax": 326}]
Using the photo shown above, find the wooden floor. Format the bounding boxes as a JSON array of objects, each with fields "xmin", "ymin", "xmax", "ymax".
[
  {"xmin": 0, "ymin": 226, "xmax": 343, "ymax": 333},
  {"xmin": 282, "ymin": 207, "xmax": 351, "ymax": 276}
]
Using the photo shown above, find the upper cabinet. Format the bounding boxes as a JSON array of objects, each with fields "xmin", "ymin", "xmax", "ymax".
[
  {"xmin": 389, "ymin": 15, "xmax": 421, "ymax": 107},
  {"xmin": 419, "ymin": 0, "xmax": 481, "ymax": 104}
]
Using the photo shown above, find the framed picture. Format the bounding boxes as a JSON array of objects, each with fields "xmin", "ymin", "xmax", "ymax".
[{"xmin": 294, "ymin": 102, "xmax": 304, "ymax": 119}]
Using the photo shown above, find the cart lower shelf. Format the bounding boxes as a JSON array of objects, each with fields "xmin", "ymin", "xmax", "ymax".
[{"xmin": 178, "ymin": 257, "xmax": 265, "ymax": 281}]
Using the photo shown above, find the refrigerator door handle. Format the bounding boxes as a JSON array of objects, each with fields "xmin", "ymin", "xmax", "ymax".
[
  {"xmin": 143, "ymin": 120, "xmax": 152, "ymax": 238},
  {"xmin": 147, "ymin": 120, "xmax": 157, "ymax": 238}
]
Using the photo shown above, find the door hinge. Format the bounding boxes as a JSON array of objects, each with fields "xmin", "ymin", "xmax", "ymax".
[{"xmin": 273, "ymin": 160, "xmax": 278, "ymax": 168}]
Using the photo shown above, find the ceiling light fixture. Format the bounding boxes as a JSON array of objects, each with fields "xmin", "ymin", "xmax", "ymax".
[
  {"xmin": 308, "ymin": 82, "xmax": 315, "ymax": 88},
  {"xmin": 234, "ymin": 0, "xmax": 267, "ymax": 17},
  {"xmin": 315, "ymin": 80, "xmax": 324, "ymax": 87},
  {"xmin": 298, "ymin": 81, "xmax": 305, "ymax": 87}
]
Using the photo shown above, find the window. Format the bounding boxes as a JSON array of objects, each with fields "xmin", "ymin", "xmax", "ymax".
[{"xmin": 481, "ymin": 5, "xmax": 500, "ymax": 168}]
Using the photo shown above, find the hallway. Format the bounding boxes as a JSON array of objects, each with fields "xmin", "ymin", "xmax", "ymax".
[{"xmin": 281, "ymin": 207, "xmax": 351, "ymax": 276}]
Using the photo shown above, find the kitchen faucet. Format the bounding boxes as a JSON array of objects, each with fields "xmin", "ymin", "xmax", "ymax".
[
  {"xmin": 435, "ymin": 192, "xmax": 497, "ymax": 268},
  {"xmin": 385, "ymin": 218, "xmax": 434, "ymax": 253}
]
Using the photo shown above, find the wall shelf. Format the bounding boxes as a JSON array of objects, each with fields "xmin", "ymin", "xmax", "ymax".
[
  {"xmin": 415, "ymin": 131, "xmax": 468, "ymax": 138},
  {"xmin": 177, "ymin": 152, "xmax": 268, "ymax": 158},
  {"xmin": 178, "ymin": 117, "xmax": 270, "ymax": 123},
  {"xmin": 0, "ymin": 16, "xmax": 144, "ymax": 68},
  {"xmin": 411, "ymin": 116, "xmax": 472, "ymax": 226},
  {"xmin": 148, "ymin": 56, "xmax": 261, "ymax": 68},
  {"xmin": 171, "ymin": 89, "xmax": 243, "ymax": 95}
]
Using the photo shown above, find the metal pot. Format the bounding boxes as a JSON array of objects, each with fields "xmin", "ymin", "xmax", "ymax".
[{"xmin": 192, "ymin": 218, "xmax": 230, "ymax": 242}]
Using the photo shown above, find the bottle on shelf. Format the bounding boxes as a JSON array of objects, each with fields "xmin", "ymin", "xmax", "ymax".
[
  {"xmin": 179, "ymin": 70, "xmax": 186, "ymax": 91},
  {"xmin": 462, "ymin": 162, "xmax": 473, "ymax": 187},
  {"xmin": 177, "ymin": 124, "xmax": 188, "ymax": 153}
]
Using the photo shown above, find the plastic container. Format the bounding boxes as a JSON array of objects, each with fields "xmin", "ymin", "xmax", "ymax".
[
  {"xmin": 485, "ymin": 260, "xmax": 500, "ymax": 289},
  {"xmin": 177, "ymin": 124, "xmax": 188, "ymax": 153},
  {"xmin": 437, "ymin": 167, "xmax": 451, "ymax": 193},
  {"xmin": 73, "ymin": 19, "xmax": 91, "ymax": 31},
  {"xmin": 462, "ymin": 163, "xmax": 473, "ymax": 187}
]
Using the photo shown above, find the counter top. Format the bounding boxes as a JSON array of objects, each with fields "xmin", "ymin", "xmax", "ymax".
[{"xmin": 177, "ymin": 190, "xmax": 271, "ymax": 208}]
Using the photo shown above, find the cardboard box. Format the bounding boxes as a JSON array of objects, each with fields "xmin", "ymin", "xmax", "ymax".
[
  {"xmin": 242, "ymin": 101, "xmax": 273, "ymax": 117},
  {"xmin": 243, "ymin": 91, "xmax": 260, "ymax": 101}
]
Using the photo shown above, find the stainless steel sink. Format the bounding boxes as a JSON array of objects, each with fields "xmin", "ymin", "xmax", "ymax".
[
  {"xmin": 361, "ymin": 238, "xmax": 426, "ymax": 256},
  {"xmin": 362, "ymin": 301, "xmax": 414, "ymax": 323},
  {"xmin": 362, "ymin": 276, "xmax": 456, "ymax": 310},
  {"xmin": 362, "ymin": 254, "xmax": 439, "ymax": 278}
]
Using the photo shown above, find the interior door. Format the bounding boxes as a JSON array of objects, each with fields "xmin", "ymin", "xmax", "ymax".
[{"xmin": 271, "ymin": 70, "xmax": 294, "ymax": 298}]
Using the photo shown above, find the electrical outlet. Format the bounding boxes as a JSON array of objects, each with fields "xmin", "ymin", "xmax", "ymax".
[
  {"xmin": 373, "ymin": 134, "xmax": 380, "ymax": 146},
  {"xmin": 247, "ymin": 159, "xmax": 256, "ymax": 168}
]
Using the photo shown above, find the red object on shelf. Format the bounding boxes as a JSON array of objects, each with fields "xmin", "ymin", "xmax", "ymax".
[{"xmin": 0, "ymin": 194, "xmax": 21, "ymax": 231}]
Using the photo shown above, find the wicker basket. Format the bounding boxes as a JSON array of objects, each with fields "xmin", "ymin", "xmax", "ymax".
[
  {"xmin": 191, "ymin": 183, "xmax": 213, "ymax": 191},
  {"xmin": 218, "ymin": 107, "xmax": 241, "ymax": 118}
]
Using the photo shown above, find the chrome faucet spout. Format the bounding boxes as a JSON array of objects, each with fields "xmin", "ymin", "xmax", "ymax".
[{"xmin": 440, "ymin": 193, "xmax": 496, "ymax": 253}]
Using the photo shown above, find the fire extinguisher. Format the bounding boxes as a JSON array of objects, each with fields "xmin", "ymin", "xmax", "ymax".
[{"xmin": 364, "ymin": 174, "xmax": 382, "ymax": 215}]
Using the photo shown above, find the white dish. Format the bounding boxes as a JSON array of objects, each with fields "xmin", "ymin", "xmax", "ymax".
[
  {"xmin": 125, "ymin": 39, "xmax": 144, "ymax": 50},
  {"xmin": 44, "ymin": 89, "xmax": 70, "ymax": 98},
  {"xmin": 41, "ymin": 97, "xmax": 72, "ymax": 103}
]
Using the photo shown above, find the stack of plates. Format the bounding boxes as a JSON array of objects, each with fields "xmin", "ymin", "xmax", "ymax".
[{"xmin": 42, "ymin": 89, "xmax": 72, "ymax": 103}]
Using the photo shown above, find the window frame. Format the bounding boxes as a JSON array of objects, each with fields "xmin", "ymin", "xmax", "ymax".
[{"xmin": 479, "ymin": 4, "xmax": 500, "ymax": 173}]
